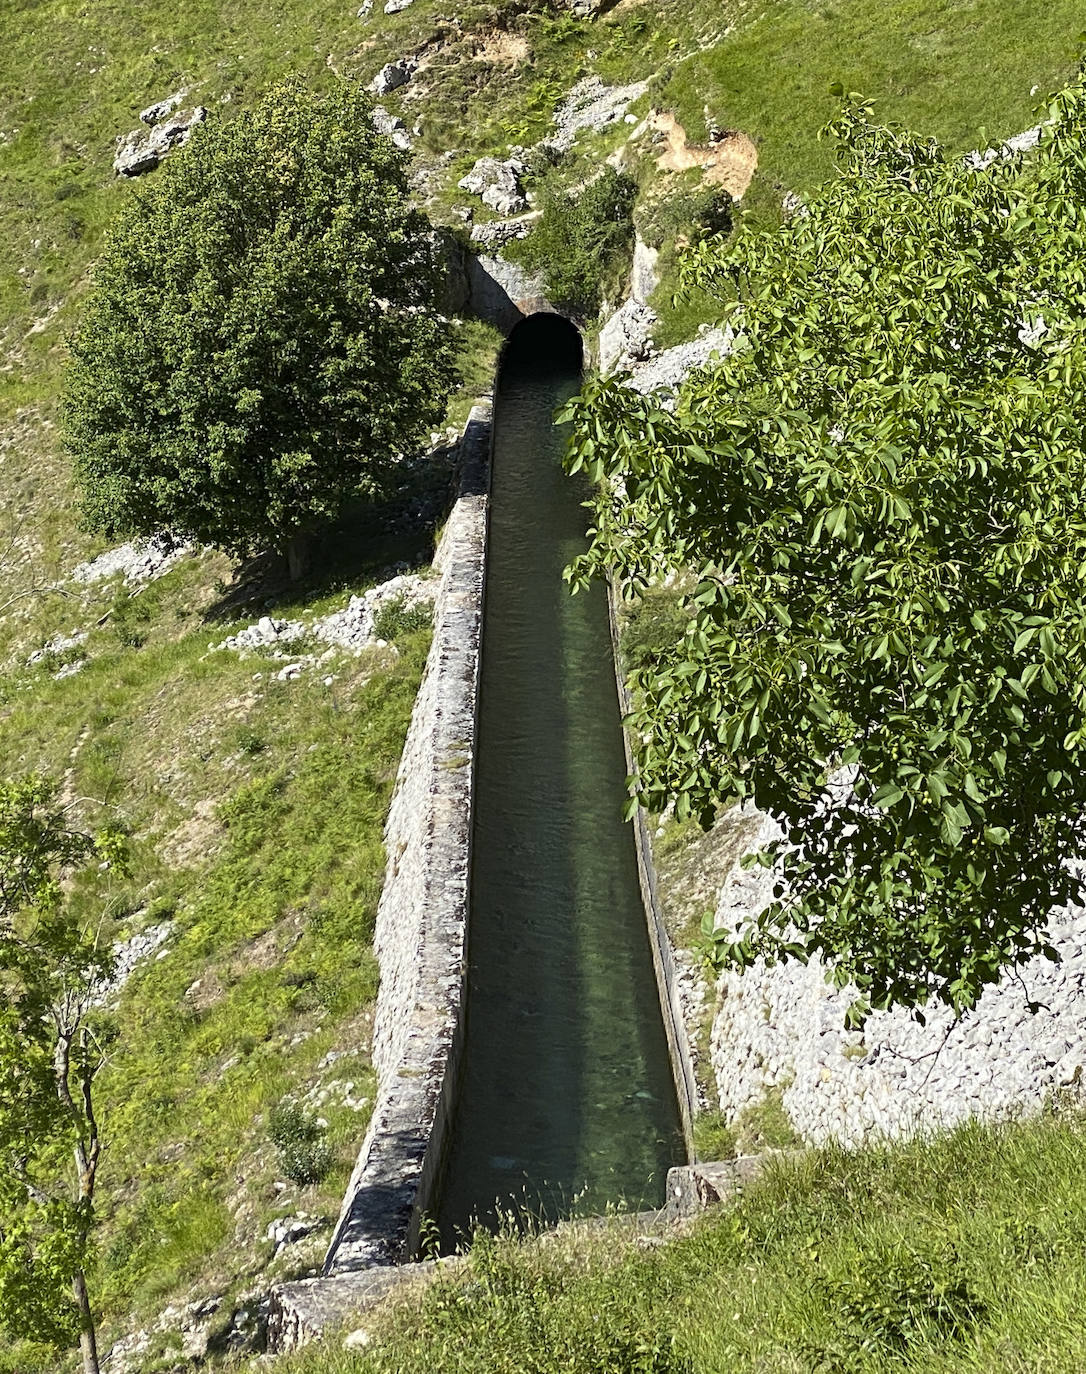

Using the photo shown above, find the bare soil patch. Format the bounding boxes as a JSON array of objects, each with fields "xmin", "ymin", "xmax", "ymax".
[
  {"xmin": 650, "ymin": 110, "xmax": 758, "ymax": 198},
  {"xmin": 471, "ymin": 29, "xmax": 530, "ymax": 66}
]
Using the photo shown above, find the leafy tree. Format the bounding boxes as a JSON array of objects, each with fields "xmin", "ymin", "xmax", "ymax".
[
  {"xmin": 563, "ymin": 77, "xmax": 1086, "ymax": 1019},
  {"xmin": 0, "ymin": 777, "xmax": 125, "ymax": 1374},
  {"xmin": 64, "ymin": 79, "xmax": 459, "ymax": 579}
]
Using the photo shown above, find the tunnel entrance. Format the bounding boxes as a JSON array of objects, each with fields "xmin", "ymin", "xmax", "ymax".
[
  {"xmin": 504, "ymin": 311, "xmax": 585, "ymax": 372},
  {"xmin": 434, "ymin": 314, "xmax": 684, "ymax": 1251}
]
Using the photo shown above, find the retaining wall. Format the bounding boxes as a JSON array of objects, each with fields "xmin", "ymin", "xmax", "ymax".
[{"xmin": 319, "ymin": 402, "xmax": 491, "ymax": 1275}]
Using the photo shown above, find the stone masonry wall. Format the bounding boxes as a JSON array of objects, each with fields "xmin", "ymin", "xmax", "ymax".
[
  {"xmin": 320, "ymin": 402, "xmax": 490, "ymax": 1274},
  {"xmin": 708, "ymin": 803, "xmax": 1086, "ymax": 1146}
]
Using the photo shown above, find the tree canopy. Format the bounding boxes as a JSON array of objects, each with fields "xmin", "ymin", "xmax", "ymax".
[
  {"xmin": 64, "ymin": 79, "xmax": 458, "ymax": 573},
  {"xmin": 564, "ymin": 77, "xmax": 1086, "ymax": 1018}
]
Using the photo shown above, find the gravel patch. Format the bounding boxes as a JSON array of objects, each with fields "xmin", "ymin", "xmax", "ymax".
[{"xmin": 71, "ymin": 534, "xmax": 195, "ymax": 587}]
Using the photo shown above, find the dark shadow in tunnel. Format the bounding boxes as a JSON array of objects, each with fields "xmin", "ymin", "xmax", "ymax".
[{"xmin": 502, "ymin": 313, "xmax": 584, "ymax": 382}]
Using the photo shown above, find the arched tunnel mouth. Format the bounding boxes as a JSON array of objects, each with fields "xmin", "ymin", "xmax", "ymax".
[{"xmin": 501, "ymin": 312, "xmax": 584, "ymax": 380}]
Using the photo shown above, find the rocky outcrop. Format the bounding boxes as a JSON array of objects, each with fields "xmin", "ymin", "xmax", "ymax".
[
  {"xmin": 457, "ymin": 155, "xmax": 528, "ymax": 215},
  {"xmin": 465, "ymin": 253, "xmax": 553, "ymax": 334},
  {"xmin": 626, "ymin": 324, "xmax": 734, "ymax": 393},
  {"xmin": 599, "ymin": 299, "xmax": 657, "ymax": 373},
  {"xmin": 369, "ymin": 59, "xmax": 417, "ymax": 96},
  {"xmin": 469, "ymin": 212, "xmax": 539, "ymax": 250},
  {"xmin": 113, "ymin": 103, "xmax": 207, "ymax": 177},
  {"xmin": 707, "ymin": 804, "xmax": 1086, "ymax": 1146},
  {"xmin": 139, "ymin": 90, "xmax": 188, "ymax": 125},
  {"xmin": 372, "ymin": 106, "xmax": 411, "ymax": 151},
  {"xmin": 209, "ymin": 571, "xmax": 435, "ymax": 667},
  {"xmin": 549, "ymin": 76, "xmax": 650, "ymax": 153},
  {"xmin": 563, "ymin": 0, "xmax": 617, "ymax": 17},
  {"xmin": 631, "ymin": 235, "xmax": 659, "ymax": 304}
]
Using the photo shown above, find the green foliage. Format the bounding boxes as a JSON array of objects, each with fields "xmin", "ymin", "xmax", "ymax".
[
  {"xmin": 509, "ymin": 166, "xmax": 637, "ymax": 316},
  {"xmin": 823, "ymin": 1240, "xmax": 986, "ymax": 1360},
  {"xmin": 620, "ymin": 587, "xmax": 692, "ymax": 673},
  {"xmin": 275, "ymin": 1111, "xmax": 1086, "ymax": 1373},
  {"xmin": 563, "ymin": 76, "xmax": 1086, "ymax": 1017},
  {"xmin": 64, "ymin": 78, "xmax": 459, "ymax": 564},
  {"xmin": 268, "ymin": 1099, "xmax": 333, "ymax": 1186},
  {"xmin": 373, "ymin": 594, "xmax": 433, "ymax": 643},
  {"xmin": 634, "ymin": 181, "xmax": 735, "ymax": 252},
  {"xmin": 691, "ymin": 1110, "xmax": 735, "ymax": 1163},
  {"xmin": 110, "ymin": 586, "xmax": 155, "ymax": 650},
  {"xmin": 0, "ymin": 776, "xmax": 124, "ymax": 1357}
]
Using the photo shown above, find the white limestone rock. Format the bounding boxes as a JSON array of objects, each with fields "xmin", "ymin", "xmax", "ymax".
[
  {"xmin": 114, "ymin": 105, "xmax": 207, "ymax": 177},
  {"xmin": 372, "ymin": 105, "xmax": 412, "ymax": 151},
  {"xmin": 139, "ymin": 89, "xmax": 189, "ymax": 125},
  {"xmin": 599, "ymin": 298, "xmax": 657, "ymax": 374},
  {"xmin": 71, "ymin": 534, "xmax": 195, "ymax": 586},
  {"xmin": 706, "ymin": 806, "xmax": 1086, "ymax": 1146},
  {"xmin": 457, "ymin": 156, "xmax": 528, "ymax": 215},
  {"xmin": 625, "ymin": 324, "xmax": 735, "ymax": 395},
  {"xmin": 550, "ymin": 75, "xmax": 650, "ymax": 153},
  {"xmin": 369, "ymin": 59, "xmax": 417, "ymax": 96},
  {"xmin": 212, "ymin": 572, "xmax": 435, "ymax": 665},
  {"xmin": 469, "ymin": 212, "xmax": 538, "ymax": 249}
]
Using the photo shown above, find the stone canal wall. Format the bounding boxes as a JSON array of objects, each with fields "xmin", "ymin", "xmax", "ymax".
[
  {"xmin": 606, "ymin": 584, "xmax": 699, "ymax": 1153},
  {"xmin": 320, "ymin": 402, "xmax": 491, "ymax": 1275}
]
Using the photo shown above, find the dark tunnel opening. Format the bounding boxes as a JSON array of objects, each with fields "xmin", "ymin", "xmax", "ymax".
[{"xmin": 502, "ymin": 312, "xmax": 584, "ymax": 379}]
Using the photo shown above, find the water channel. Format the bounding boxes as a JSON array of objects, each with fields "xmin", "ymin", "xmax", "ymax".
[{"xmin": 436, "ymin": 314, "xmax": 684, "ymax": 1249}]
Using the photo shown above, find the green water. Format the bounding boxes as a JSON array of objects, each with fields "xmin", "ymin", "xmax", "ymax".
[{"xmin": 437, "ymin": 317, "xmax": 684, "ymax": 1249}]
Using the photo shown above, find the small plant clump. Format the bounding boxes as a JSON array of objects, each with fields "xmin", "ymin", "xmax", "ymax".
[
  {"xmin": 268, "ymin": 1099, "xmax": 333, "ymax": 1187},
  {"xmin": 373, "ymin": 595, "xmax": 433, "ymax": 643}
]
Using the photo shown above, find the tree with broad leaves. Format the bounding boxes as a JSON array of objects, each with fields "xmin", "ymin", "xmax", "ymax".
[
  {"xmin": 563, "ymin": 75, "xmax": 1086, "ymax": 1022},
  {"xmin": 64, "ymin": 78, "xmax": 459, "ymax": 581},
  {"xmin": 0, "ymin": 776, "xmax": 126, "ymax": 1374}
]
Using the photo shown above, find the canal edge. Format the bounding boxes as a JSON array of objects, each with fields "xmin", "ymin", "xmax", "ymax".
[
  {"xmin": 605, "ymin": 582, "xmax": 700, "ymax": 1160},
  {"xmin": 269, "ymin": 399, "xmax": 493, "ymax": 1347}
]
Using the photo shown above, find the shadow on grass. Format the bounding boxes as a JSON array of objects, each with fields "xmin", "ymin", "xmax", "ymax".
[{"xmin": 201, "ymin": 444, "xmax": 460, "ymax": 624}]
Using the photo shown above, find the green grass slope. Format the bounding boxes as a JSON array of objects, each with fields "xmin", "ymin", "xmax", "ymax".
[{"xmin": 284, "ymin": 1111, "xmax": 1086, "ymax": 1374}]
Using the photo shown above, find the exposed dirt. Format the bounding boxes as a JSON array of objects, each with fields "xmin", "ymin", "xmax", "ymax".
[
  {"xmin": 649, "ymin": 110, "xmax": 758, "ymax": 198},
  {"xmin": 471, "ymin": 29, "xmax": 530, "ymax": 66},
  {"xmin": 161, "ymin": 796, "xmax": 221, "ymax": 868}
]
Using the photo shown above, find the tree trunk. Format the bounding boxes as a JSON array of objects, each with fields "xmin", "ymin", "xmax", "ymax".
[
  {"xmin": 284, "ymin": 532, "xmax": 313, "ymax": 582},
  {"xmin": 72, "ymin": 1269, "xmax": 100, "ymax": 1374}
]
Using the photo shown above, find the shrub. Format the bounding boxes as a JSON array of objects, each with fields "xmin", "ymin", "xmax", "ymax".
[
  {"xmin": 508, "ymin": 165, "xmax": 637, "ymax": 316},
  {"xmin": 635, "ymin": 180, "xmax": 735, "ymax": 250},
  {"xmin": 268, "ymin": 1099, "xmax": 332, "ymax": 1186}
]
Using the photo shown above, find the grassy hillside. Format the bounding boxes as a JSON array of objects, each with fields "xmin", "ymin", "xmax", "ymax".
[
  {"xmin": 2, "ymin": 0, "xmax": 1086, "ymax": 1369},
  {"xmin": 281, "ymin": 1109, "xmax": 1086, "ymax": 1373}
]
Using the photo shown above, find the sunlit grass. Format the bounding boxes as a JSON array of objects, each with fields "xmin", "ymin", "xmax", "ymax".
[{"xmin": 279, "ymin": 1109, "xmax": 1086, "ymax": 1374}]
